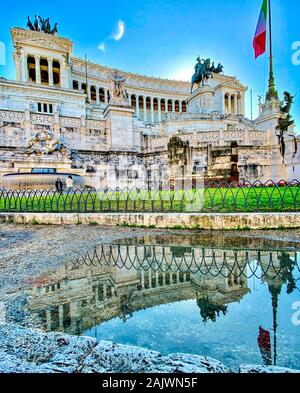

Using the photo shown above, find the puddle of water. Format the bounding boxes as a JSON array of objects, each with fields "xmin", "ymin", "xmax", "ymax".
[{"xmin": 4, "ymin": 234, "xmax": 300, "ymax": 371}]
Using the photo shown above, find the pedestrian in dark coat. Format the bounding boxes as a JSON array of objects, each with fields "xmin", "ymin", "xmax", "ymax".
[{"xmin": 55, "ymin": 178, "xmax": 63, "ymax": 193}]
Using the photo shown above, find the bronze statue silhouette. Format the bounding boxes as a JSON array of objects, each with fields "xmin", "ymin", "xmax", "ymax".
[
  {"xmin": 27, "ymin": 16, "xmax": 34, "ymax": 31},
  {"xmin": 51, "ymin": 23, "xmax": 58, "ymax": 35},
  {"xmin": 191, "ymin": 56, "xmax": 223, "ymax": 93},
  {"xmin": 27, "ymin": 16, "xmax": 58, "ymax": 35},
  {"xmin": 276, "ymin": 91, "xmax": 296, "ymax": 158},
  {"xmin": 34, "ymin": 15, "xmax": 40, "ymax": 31}
]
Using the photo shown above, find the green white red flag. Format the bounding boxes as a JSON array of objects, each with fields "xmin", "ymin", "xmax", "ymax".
[{"xmin": 253, "ymin": 0, "xmax": 268, "ymax": 58}]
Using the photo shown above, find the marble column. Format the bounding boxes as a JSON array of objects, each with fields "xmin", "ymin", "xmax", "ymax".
[
  {"xmin": 59, "ymin": 304, "xmax": 64, "ymax": 328},
  {"xmin": 141, "ymin": 270, "xmax": 145, "ymax": 289},
  {"xmin": 103, "ymin": 284, "xmax": 107, "ymax": 299},
  {"xmin": 46, "ymin": 309, "xmax": 51, "ymax": 331},
  {"xmin": 234, "ymin": 95, "xmax": 238, "ymax": 115},
  {"xmin": 165, "ymin": 100, "xmax": 168, "ymax": 113},
  {"xmin": 35, "ymin": 56, "xmax": 41, "ymax": 84},
  {"xmin": 136, "ymin": 95, "xmax": 140, "ymax": 118},
  {"xmin": 237, "ymin": 96, "xmax": 241, "ymax": 115},
  {"xmin": 179, "ymin": 100, "xmax": 182, "ymax": 113},
  {"xmin": 221, "ymin": 92, "xmax": 225, "ymax": 114},
  {"xmin": 143, "ymin": 96, "xmax": 147, "ymax": 122},
  {"xmin": 150, "ymin": 97, "xmax": 154, "ymax": 123},
  {"xmin": 148, "ymin": 270, "xmax": 152, "ymax": 288},
  {"xmin": 87, "ymin": 84, "xmax": 91, "ymax": 103},
  {"xmin": 104, "ymin": 89, "xmax": 108, "ymax": 104},
  {"xmin": 14, "ymin": 54, "xmax": 21, "ymax": 81},
  {"xmin": 96, "ymin": 87, "xmax": 100, "ymax": 106},
  {"xmin": 22, "ymin": 53, "xmax": 28, "ymax": 82},
  {"xmin": 48, "ymin": 58, "xmax": 53, "ymax": 86},
  {"xmin": 172, "ymin": 99, "xmax": 175, "ymax": 113},
  {"xmin": 241, "ymin": 94, "xmax": 245, "ymax": 116},
  {"xmin": 158, "ymin": 98, "xmax": 161, "ymax": 122}
]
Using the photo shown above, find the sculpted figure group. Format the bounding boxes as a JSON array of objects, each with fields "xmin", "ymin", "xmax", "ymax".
[{"xmin": 27, "ymin": 15, "xmax": 58, "ymax": 35}]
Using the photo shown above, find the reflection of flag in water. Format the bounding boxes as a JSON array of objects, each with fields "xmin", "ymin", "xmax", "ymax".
[{"xmin": 258, "ymin": 326, "xmax": 272, "ymax": 365}]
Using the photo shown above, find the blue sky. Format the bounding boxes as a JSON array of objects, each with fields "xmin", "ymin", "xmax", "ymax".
[{"xmin": 0, "ymin": 0, "xmax": 299, "ymax": 127}]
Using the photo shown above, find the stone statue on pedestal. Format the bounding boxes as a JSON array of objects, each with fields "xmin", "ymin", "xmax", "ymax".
[{"xmin": 107, "ymin": 70, "xmax": 129, "ymax": 106}]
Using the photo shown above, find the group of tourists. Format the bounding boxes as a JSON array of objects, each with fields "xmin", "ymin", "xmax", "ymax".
[{"xmin": 55, "ymin": 175, "xmax": 74, "ymax": 193}]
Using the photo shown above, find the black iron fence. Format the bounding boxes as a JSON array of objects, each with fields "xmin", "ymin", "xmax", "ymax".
[
  {"xmin": 73, "ymin": 243, "xmax": 300, "ymax": 282},
  {"xmin": 0, "ymin": 179, "xmax": 300, "ymax": 213}
]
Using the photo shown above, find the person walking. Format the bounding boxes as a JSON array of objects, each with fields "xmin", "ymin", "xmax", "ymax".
[
  {"xmin": 66, "ymin": 175, "xmax": 74, "ymax": 190},
  {"xmin": 55, "ymin": 178, "xmax": 63, "ymax": 194}
]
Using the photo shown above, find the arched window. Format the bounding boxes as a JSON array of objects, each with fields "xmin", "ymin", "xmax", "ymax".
[
  {"xmin": 182, "ymin": 101, "xmax": 187, "ymax": 113},
  {"xmin": 168, "ymin": 99, "xmax": 172, "ymax": 112},
  {"xmin": 175, "ymin": 100, "xmax": 180, "ymax": 112},
  {"xmin": 153, "ymin": 98, "xmax": 158, "ymax": 111},
  {"xmin": 161, "ymin": 99, "xmax": 166, "ymax": 112}
]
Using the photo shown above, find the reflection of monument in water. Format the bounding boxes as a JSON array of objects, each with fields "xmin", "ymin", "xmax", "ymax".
[
  {"xmin": 11, "ymin": 241, "xmax": 297, "ymax": 336},
  {"xmin": 258, "ymin": 252, "xmax": 298, "ymax": 366}
]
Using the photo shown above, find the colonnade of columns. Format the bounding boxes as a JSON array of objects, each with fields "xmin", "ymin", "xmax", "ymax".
[
  {"xmin": 223, "ymin": 92, "xmax": 244, "ymax": 115},
  {"xmin": 16, "ymin": 52, "xmax": 62, "ymax": 86},
  {"xmin": 130, "ymin": 95, "xmax": 187, "ymax": 123},
  {"xmin": 139, "ymin": 269, "xmax": 191, "ymax": 290},
  {"xmin": 73, "ymin": 79, "xmax": 187, "ymax": 123}
]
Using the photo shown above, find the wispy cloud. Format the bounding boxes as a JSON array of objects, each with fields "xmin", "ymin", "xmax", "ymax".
[
  {"xmin": 110, "ymin": 20, "xmax": 125, "ymax": 41},
  {"xmin": 97, "ymin": 20, "xmax": 125, "ymax": 53},
  {"xmin": 97, "ymin": 43, "xmax": 106, "ymax": 53}
]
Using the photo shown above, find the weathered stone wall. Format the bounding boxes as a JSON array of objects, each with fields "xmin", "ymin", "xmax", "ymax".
[{"xmin": 0, "ymin": 212, "xmax": 299, "ymax": 229}]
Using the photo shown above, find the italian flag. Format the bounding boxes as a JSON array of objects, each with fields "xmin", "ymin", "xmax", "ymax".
[{"xmin": 253, "ymin": 0, "xmax": 268, "ymax": 58}]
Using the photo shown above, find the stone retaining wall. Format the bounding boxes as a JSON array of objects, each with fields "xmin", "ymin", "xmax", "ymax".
[{"xmin": 0, "ymin": 212, "xmax": 299, "ymax": 229}]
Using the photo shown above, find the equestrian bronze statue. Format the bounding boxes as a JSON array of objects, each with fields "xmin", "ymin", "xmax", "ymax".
[{"xmin": 191, "ymin": 56, "xmax": 223, "ymax": 93}]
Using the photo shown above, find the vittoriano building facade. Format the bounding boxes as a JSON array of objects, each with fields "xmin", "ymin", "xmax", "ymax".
[{"xmin": 0, "ymin": 24, "xmax": 299, "ymax": 189}]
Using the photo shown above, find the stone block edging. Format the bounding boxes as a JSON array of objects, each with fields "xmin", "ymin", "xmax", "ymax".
[{"xmin": 0, "ymin": 212, "xmax": 299, "ymax": 230}]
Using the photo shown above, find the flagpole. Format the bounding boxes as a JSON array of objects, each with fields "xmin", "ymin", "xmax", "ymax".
[
  {"xmin": 266, "ymin": 0, "xmax": 278, "ymax": 101},
  {"xmin": 85, "ymin": 54, "xmax": 90, "ymax": 104}
]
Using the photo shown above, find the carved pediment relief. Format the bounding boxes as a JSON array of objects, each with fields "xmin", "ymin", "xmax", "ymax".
[
  {"xmin": 11, "ymin": 28, "xmax": 73, "ymax": 54},
  {"xmin": 22, "ymin": 38, "xmax": 69, "ymax": 52},
  {"xmin": 222, "ymin": 81, "xmax": 245, "ymax": 91}
]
